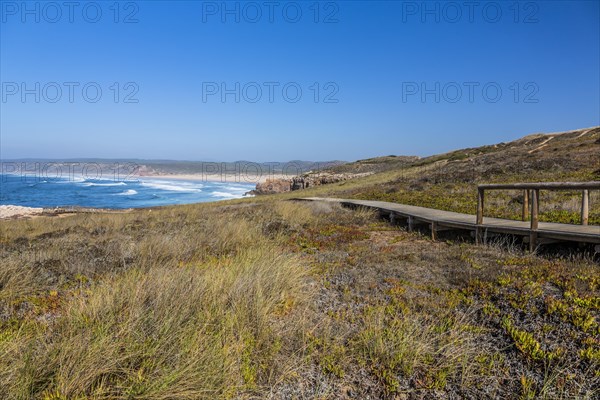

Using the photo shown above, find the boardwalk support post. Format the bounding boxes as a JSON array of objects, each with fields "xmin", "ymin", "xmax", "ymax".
[
  {"xmin": 476, "ymin": 188, "xmax": 485, "ymax": 244},
  {"xmin": 530, "ymin": 189, "xmax": 540, "ymax": 252},
  {"xmin": 408, "ymin": 216, "xmax": 414, "ymax": 232},
  {"xmin": 582, "ymin": 190, "xmax": 589, "ymax": 226},
  {"xmin": 431, "ymin": 221, "xmax": 438, "ymax": 240},
  {"xmin": 522, "ymin": 190, "xmax": 529, "ymax": 221},
  {"xmin": 477, "ymin": 181, "xmax": 599, "ymax": 250}
]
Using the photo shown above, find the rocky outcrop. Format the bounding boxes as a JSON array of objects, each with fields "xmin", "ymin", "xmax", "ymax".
[
  {"xmin": 251, "ymin": 172, "xmax": 371, "ymax": 195},
  {"xmin": 251, "ymin": 178, "xmax": 293, "ymax": 195},
  {"xmin": 290, "ymin": 173, "xmax": 353, "ymax": 190}
]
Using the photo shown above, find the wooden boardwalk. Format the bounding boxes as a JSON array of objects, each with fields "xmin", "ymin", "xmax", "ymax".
[{"xmin": 296, "ymin": 197, "xmax": 600, "ymax": 247}]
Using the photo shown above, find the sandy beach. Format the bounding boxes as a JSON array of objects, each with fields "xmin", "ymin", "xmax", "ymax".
[
  {"xmin": 0, "ymin": 205, "xmax": 44, "ymax": 219},
  {"xmin": 141, "ymin": 173, "xmax": 292, "ymax": 184}
]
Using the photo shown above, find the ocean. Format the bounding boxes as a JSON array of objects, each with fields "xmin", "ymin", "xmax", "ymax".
[{"xmin": 0, "ymin": 174, "xmax": 255, "ymax": 209}]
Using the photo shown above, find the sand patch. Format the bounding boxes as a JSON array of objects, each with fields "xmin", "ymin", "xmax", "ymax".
[{"xmin": 0, "ymin": 205, "xmax": 44, "ymax": 219}]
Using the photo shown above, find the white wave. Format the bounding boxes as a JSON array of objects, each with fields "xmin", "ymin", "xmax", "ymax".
[
  {"xmin": 56, "ymin": 176, "xmax": 86, "ymax": 183},
  {"xmin": 27, "ymin": 180, "xmax": 48, "ymax": 187},
  {"xmin": 211, "ymin": 191, "xmax": 243, "ymax": 198},
  {"xmin": 82, "ymin": 181, "xmax": 127, "ymax": 187},
  {"xmin": 222, "ymin": 186, "xmax": 251, "ymax": 192},
  {"xmin": 141, "ymin": 180, "xmax": 202, "ymax": 192},
  {"xmin": 115, "ymin": 189, "xmax": 138, "ymax": 196}
]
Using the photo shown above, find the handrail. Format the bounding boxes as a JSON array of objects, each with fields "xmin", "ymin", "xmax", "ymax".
[
  {"xmin": 478, "ymin": 181, "xmax": 600, "ymax": 190},
  {"xmin": 476, "ymin": 181, "xmax": 599, "ymax": 251}
]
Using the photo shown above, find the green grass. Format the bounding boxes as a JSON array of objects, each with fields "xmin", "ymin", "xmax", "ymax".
[
  {"xmin": 1, "ymin": 199, "xmax": 599, "ymax": 398},
  {"xmin": 1, "ymin": 127, "xmax": 599, "ymax": 398},
  {"xmin": 0, "ymin": 203, "xmax": 312, "ymax": 399}
]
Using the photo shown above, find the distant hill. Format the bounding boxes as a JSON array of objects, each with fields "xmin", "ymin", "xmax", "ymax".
[
  {"xmin": 137, "ymin": 160, "xmax": 346, "ymax": 175},
  {"xmin": 279, "ymin": 126, "xmax": 600, "ymax": 225},
  {"xmin": 321, "ymin": 126, "xmax": 600, "ymax": 181},
  {"xmin": 326, "ymin": 155, "xmax": 420, "ymax": 174},
  {"xmin": 0, "ymin": 158, "xmax": 347, "ymax": 178}
]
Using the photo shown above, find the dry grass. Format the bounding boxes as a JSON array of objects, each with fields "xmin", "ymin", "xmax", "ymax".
[
  {"xmin": 0, "ymin": 203, "xmax": 313, "ymax": 399},
  {"xmin": 2, "ymin": 248, "xmax": 307, "ymax": 399},
  {"xmin": 1, "ymin": 196, "xmax": 599, "ymax": 399}
]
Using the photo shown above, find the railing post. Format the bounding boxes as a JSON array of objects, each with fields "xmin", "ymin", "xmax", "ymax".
[
  {"xmin": 476, "ymin": 188, "xmax": 484, "ymax": 244},
  {"xmin": 529, "ymin": 189, "xmax": 539, "ymax": 252},
  {"xmin": 581, "ymin": 189, "xmax": 589, "ymax": 225},
  {"xmin": 522, "ymin": 190, "xmax": 529, "ymax": 221}
]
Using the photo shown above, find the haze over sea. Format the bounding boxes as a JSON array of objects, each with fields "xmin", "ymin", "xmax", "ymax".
[{"xmin": 0, "ymin": 174, "xmax": 255, "ymax": 209}]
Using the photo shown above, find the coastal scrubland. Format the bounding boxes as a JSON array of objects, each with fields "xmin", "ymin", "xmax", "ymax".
[
  {"xmin": 1, "ymin": 127, "xmax": 599, "ymax": 399},
  {"xmin": 1, "ymin": 199, "xmax": 599, "ymax": 399}
]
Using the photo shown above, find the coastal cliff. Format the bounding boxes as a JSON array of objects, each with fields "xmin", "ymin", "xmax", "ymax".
[
  {"xmin": 250, "ymin": 172, "xmax": 371, "ymax": 195},
  {"xmin": 251, "ymin": 155, "xmax": 421, "ymax": 195}
]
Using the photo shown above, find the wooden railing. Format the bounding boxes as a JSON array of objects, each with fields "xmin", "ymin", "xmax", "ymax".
[{"xmin": 476, "ymin": 181, "xmax": 600, "ymax": 250}]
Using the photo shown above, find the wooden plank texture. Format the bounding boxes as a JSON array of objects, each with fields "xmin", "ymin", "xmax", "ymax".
[{"xmin": 295, "ymin": 197, "xmax": 600, "ymax": 245}]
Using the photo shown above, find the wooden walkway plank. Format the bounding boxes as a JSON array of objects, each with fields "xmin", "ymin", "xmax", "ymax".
[{"xmin": 295, "ymin": 197, "xmax": 600, "ymax": 245}]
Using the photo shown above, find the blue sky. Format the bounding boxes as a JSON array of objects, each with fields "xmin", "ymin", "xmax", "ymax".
[{"xmin": 1, "ymin": 0, "xmax": 598, "ymax": 161}]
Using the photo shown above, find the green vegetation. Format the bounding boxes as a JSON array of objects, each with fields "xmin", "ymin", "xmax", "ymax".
[
  {"xmin": 1, "ymin": 127, "xmax": 599, "ymax": 398},
  {"xmin": 2, "ymin": 198, "xmax": 598, "ymax": 398}
]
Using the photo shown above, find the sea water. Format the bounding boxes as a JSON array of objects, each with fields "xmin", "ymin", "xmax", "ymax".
[{"xmin": 0, "ymin": 174, "xmax": 255, "ymax": 209}]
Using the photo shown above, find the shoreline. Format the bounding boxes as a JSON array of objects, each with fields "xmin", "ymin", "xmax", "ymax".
[
  {"xmin": 0, "ymin": 205, "xmax": 45, "ymax": 220},
  {"xmin": 139, "ymin": 173, "xmax": 292, "ymax": 184},
  {"xmin": 0, "ymin": 174, "xmax": 279, "ymax": 220},
  {"xmin": 0, "ymin": 205, "xmax": 140, "ymax": 220},
  {"xmin": 0, "ymin": 172, "xmax": 291, "ymax": 185}
]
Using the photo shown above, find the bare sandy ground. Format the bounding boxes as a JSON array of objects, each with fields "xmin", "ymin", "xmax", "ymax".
[
  {"xmin": 141, "ymin": 173, "xmax": 292, "ymax": 184},
  {"xmin": 0, "ymin": 205, "xmax": 44, "ymax": 219}
]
